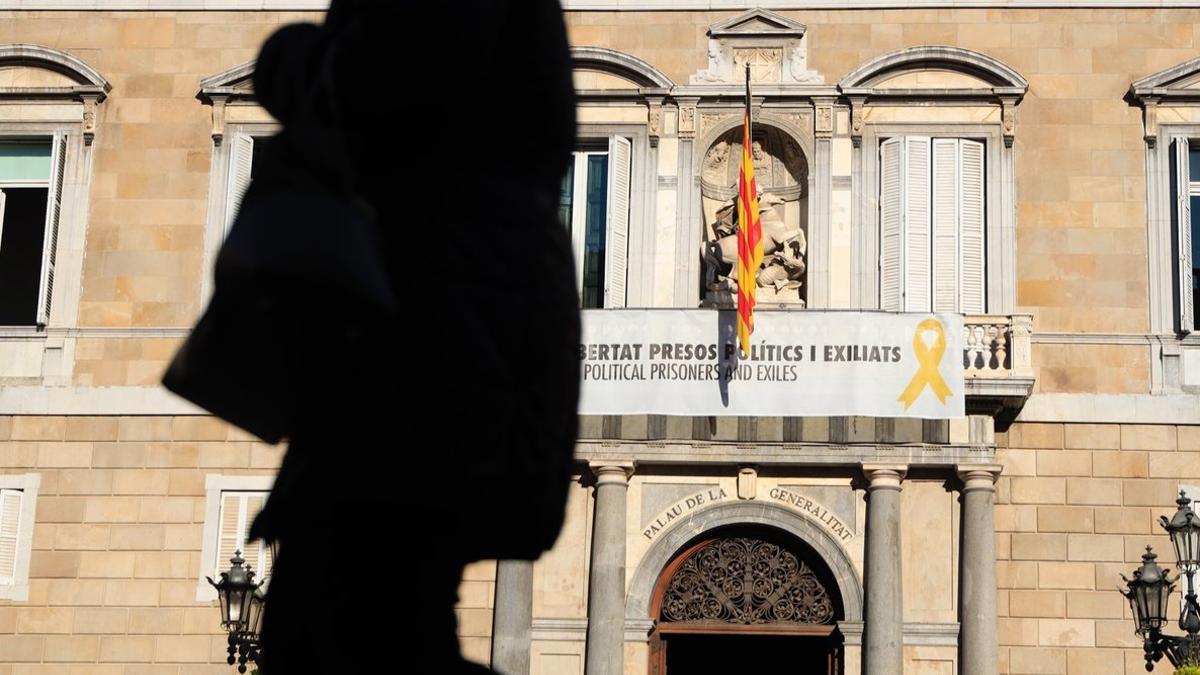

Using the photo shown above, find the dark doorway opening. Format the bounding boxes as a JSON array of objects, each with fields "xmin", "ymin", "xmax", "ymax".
[
  {"xmin": 647, "ymin": 526, "xmax": 846, "ymax": 675},
  {"xmin": 662, "ymin": 632, "xmax": 840, "ymax": 674}
]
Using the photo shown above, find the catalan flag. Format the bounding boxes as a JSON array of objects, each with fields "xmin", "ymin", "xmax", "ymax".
[{"xmin": 736, "ymin": 65, "xmax": 763, "ymax": 356}]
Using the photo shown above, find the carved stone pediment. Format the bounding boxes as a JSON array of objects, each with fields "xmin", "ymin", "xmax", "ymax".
[
  {"xmin": 1132, "ymin": 55, "xmax": 1200, "ymax": 101},
  {"xmin": 690, "ymin": 9, "xmax": 822, "ymax": 85},
  {"xmin": 708, "ymin": 8, "xmax": 807, "ymax": 38},
  {"xmin": 198, "ymin": 61, "xmax": 256, "ymax": 103}
]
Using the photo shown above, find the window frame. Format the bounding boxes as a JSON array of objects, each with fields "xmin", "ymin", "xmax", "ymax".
[
  {"xmin": 574, "ymin": 124, "xmax": 650, "ymax": 308},
  {"xmin": 1152, "ymin": 126, "xmax": 1200, "ymax": 339},
  {"xmin": 0, "ymin": 134, "xmax": 67, "ymax": 329},
  {"xmin": 876, "ymin": 134, "xmax": 987, "ymax": 314},
  {"xmin": 200, "ymin": 123, "xmax": 279, "ymax": 308},
  {"xmin": 857, "ymin": 123, "xmax": 1012, "ymax": 314},
  {"xmin": 0, "ymin": 473, "xmax": 40, "ymax": 602},
  {"xmin": 195, "ymin": 474, "xmax": 275, "ymax": 602}
]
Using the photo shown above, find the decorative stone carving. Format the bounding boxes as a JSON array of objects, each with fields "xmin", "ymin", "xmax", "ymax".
[
  {"xmin": 734, "ymin": 47, "xmax": 783, "ymax": 84},
  {"xmin": 692, "ymin": 39, "xmax": 733, "ymax": 84},
  {"xmin": 1143, "ymin": 99, "xmax": 1159, "ymax": 148},
  {"xmin": 700, "ymin": 125, "xmax": 805, "ymax": 199},
  {"xmin": 697, "ymin": 112, "xmax": 733, "ymax": 141},
  {"xmin": 81, "ymin": 97, "xmax": 97, "ymax": 146},
  {"xmin": 787, "ymin": 45, "xmax": 823, "ymax": 85},
  {"xmin": 700, "ymin": 124, "xmax": 808, "ymax": 307},
  {"xmin": 679, "ymin": 106, "xmax": 697, "ymax": 138},
  {"xmin": 779, "ymin": 112, "xmax": 807, "ymax": 128},
  {"xmin": 702, "ymin": 140, "xmax": 732, "ymax": 185},
  {"xmin": 1001, "ymin": 100, "xmax": 1016, "ymax": 148},
  {"xmin": 687, "ymin": 9, "xmax": 823, "ymax": 85},
  {"xmin": 210, "ymin": 96, "xmax": 227, "ymax": 146},
  {"xmin": 703, "ymin": 191, "xmax": 807, "ymax": 306},
  {"xmin": 648, "ymin": 106, "xmax": 662, "ymax": 136},
  {"xmin": 815, "ymin": 106, "xmax": 833, "ymax": 135},
  {"xmin": 660, "ymin": 536, "xmax": 835, "ymax": 625}
]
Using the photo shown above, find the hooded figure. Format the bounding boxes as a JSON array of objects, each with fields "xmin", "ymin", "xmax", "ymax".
[{"xmin": 174, "ymin": 2, "xmax": 580, "ymax": 671}]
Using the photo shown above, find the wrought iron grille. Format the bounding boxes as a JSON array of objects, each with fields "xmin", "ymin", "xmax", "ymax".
[{"xmin": 660, "ymin": 536, "xmax": 835, "ymax": 626}]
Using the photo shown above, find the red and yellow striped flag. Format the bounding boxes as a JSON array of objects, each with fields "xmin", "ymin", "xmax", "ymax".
[{"xmin": 736, "ymin": 69, "xmax": 763, "ymax": 356}]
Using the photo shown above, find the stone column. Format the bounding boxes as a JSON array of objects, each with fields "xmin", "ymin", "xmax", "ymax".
[
  {"xmin": 958, "ymin": 464, "xmax": 1002, "ymax": 675},
  {"xmin": 862, "ymin": 463, "xmax": 907, "ymax": 675},
  {"xmin": 491, "ymin": 559, "xmax": 533, "ymax": 675},
  {"xmin": 585, "ymin": 462, "xmax": 633, "ymax": 675}
]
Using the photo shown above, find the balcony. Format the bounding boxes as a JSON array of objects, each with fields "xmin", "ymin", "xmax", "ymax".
[{"xmin": 963, "ymin": 313, "xmax": 1035, "ymax": 422}]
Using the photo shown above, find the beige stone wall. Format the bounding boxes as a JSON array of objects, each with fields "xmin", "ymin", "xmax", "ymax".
[
  {"xmin": 0, "ymin": 12, "xmax": 315, "ymax": 386},
  {"xmin": 0, "ymin": 414, "xmax": 282, "ymax": 671},
  {"xmin": 0, "ymin": 7, "xmax": 1187, "ymax": 384},
  {"xmin": 458, "ymin": 560, "xmax": 496, "ymax": 668},
  {"xmin": 996, "ymin": 421, "xmax": 1200, "ymax": 675},
  {"xmin": 564, "ymin": 7, "xmax": 1200, "ymax": 394}
]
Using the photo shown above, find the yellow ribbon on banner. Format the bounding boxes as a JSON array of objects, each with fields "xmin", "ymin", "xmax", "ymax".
[{"xmin": 897, "ymin": 318, "xmax": 953, "ymax": 410}]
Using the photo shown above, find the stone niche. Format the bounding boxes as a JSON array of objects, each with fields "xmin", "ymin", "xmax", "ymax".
[{"xmin": 700, "ymin": 123, "xmax": 809, "ymax": 307}]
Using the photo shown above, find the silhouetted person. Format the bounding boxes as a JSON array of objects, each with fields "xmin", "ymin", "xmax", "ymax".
[{"xmin": 219, "ymin": 2, "xmax": 578, "ymax": 672}]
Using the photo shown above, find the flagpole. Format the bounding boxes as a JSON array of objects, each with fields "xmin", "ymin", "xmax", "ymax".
[{"xmin": 745, "ymin": 62, "xmax": 751, "ymax": 134}]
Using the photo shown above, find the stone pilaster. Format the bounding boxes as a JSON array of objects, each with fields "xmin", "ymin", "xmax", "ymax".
[
  {"xmin": 958, "ymin": 464, "xmax": 1002, "ymax": 675},
  {"xmin": 491, "ymin": 559, "xmax": 533, "ymax": 675},
  {"xmin": 862, "ymin": 463, "xmax": 906, "ymax": 675},
  {"xmin": 585, "ymin": 461, "xmax": 634, "ymax": 675}
]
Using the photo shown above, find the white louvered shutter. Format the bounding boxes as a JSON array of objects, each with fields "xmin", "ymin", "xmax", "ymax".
[
  {"xmin": 0, "ymin": 489, "xmax": 23, "ymax": 585},
  {"xmin": 239, "ymin": 494, "xmax": 264, "ymax": 576},
  {"xmin": 216, "ymin": 492, "xmax": 243, "ymax": 575},
  {"xmin": 959, "ymin": 140, "xmax": 986, "ymax": 314},
  {"xmin": 880, "ymin": 138, "xmax": 904, "ymax": 311},
  {"xmin": 36, "ymin": 135, "xmax": 67, "ymax": 327},
  {"xmin": 224, "ymin": 135, "xmax": 255, "ymax": 235},
  {"xmin": 1177, "ymin": 138, "xmax": 1193, "ymax": 332},
  {"xmin": 605, "ymin": 135, "xmax": 631, "ymax": 308},
  {"xmin": 932, "ymin": 139, "xmax": 960, "ymax": 313},
  {"xmin": 904, "ymin": 137, "xmax": 932, "ymax": 312},
  {"xmin": 215, "ymin": 492, "xmax": 271, "ymax": 581}
]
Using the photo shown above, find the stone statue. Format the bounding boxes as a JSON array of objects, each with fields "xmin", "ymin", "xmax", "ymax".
[
  {"xmin": 702, "ymin": 190, "xmax": 807, "ymax": 306},
  {"xmin": 691, "ymin": 39, "xmax": 731, "ymax": 84}
]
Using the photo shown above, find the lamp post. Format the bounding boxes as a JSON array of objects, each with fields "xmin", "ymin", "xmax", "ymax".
[
  {"xmin": 208, "ymin": 550, "xmax": 271, "ymax": 674},
  {"xmin": 1121, "ymin": 491, "xmax": 1200, "ymax": 670}
]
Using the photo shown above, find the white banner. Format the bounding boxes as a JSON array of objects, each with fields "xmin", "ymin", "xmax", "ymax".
[{"xmin": 579, "ymin": 310, "xmax": 965, "ymax": 418}]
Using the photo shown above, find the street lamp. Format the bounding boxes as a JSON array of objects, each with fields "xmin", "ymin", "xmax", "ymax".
[
  {"xmin": 1122, "ymin": 491, "xmax": 1200, "ymax": 670},
  {"xmin": 208, "ymin": 550, "xmax": 268, "ymax": 674}
]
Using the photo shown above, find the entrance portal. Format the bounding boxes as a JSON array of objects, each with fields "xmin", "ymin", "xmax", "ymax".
[
  {"xmin": 648, "ymin": 527, "xmax": 844, "ymax": 675},
  {"xmin": 664, "ymin": 633, "xmax": 840, "ymax": 674}
]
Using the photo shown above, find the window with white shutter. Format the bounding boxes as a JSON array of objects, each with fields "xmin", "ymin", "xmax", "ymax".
[
  {"xmin": 1172, "ymin": 138, "xmax": 1198, "ymax": 334},
  {"xmin": 0, "ymin": 135, "xmax": 68, "ymax": 327},
  {"xmin": 215, "ymin": 491, "xmax": 272, "ymax": 583},
  {"xmin": 0, "ymin": 474, "xmax": 40, "ymax": 601},
  {"xmin": 224, "ymin": 134, "xmax": 255, "ymax": 235},
  {"xmin": 558, "ymin": 136, "xmax": 633, "ymax": 309},
  {"xmin": 197, "ymin": 475, "xmax": 274, "ymax": 601},
  {"xmin": 879, "ymin": 136, "xmax": 986, "ymax": 313},
  {"xmin": 0, "ymin": 489, "xmax": 23, "ymax": 586}
]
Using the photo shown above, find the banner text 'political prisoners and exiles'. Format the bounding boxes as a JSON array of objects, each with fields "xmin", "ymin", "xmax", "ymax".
[{"xmin": 578, "ymin": 309, "xmax": 965, "ymax": 419}]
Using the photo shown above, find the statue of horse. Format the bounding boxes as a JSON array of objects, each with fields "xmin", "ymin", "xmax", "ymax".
[{"xmin": 702, "ymin": 192, "xmax": 806, "ymax": 302}]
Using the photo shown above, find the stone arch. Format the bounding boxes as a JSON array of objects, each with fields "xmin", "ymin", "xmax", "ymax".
[
  {"xmin": 839, "ymin": 45, "xmax": 1028, "ymax": 90},
  {"xmin": 0, "ymin": 44, "xmax": 109, "ymax": 97},
  {"xmin": 694, "ymin": 111, "xmax": 813, "ymax": 172},
  {"xmin": 571, "ymin": 46, "xmax": 674, "ymax": 89},
  {"xmin": 626, "ymin": 501, "xmax": 863, "ymax": 630}
]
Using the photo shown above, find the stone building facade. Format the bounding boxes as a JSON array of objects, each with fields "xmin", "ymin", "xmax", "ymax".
[{"xmin": 2, "ymin": 2, "xmax": 1200, "ymax": 674}]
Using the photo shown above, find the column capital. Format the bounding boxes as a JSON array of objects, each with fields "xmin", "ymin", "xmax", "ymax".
[
  {"xmin": 862, "ymin": 463, "xmax": 907, "ymax": 490},
  {"xmin": 957, "ymin": 464, "xmax": 1003, "ymax": 492},
  {"xmin": 589, "ymin": 461, "xmax": 636, "ymax": 484}
]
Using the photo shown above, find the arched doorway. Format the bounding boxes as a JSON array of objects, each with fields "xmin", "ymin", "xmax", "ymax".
[{"xmin": 648, "ymin": 525, "xmax": 844, "ymax": 674}]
